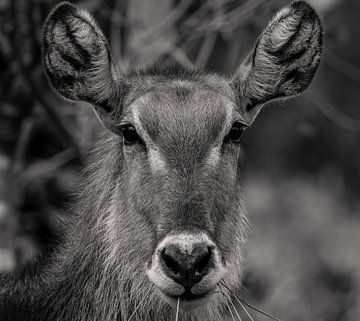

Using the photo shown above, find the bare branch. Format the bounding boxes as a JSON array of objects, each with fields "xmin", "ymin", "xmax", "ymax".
[
  {"xmin": 110, "ymin": 0, "xmax": 130, "ymax": 72},
  {"xmin": 28, "ymin": 69, "xmax": 84, "ymax": 161},
  {"xmin": 14, "ymin": 148, "xmax": 78, "ymax": 191},
  {"xmin": 12, "ymin": 117, "xmax": 34, "ymax": 174},
  {"xmin": 305, "ymin": 90, "xmax": 360, "ymax": 132},
  {"xmin": 195, "ymin": 32, "xmax": 217, "ymax": 68},
  {"xmin": 134, "ymin": 0, "xmax": 193, "ymax": 46},
  {"xmin": 325, "ymin": 49, "xmax": 360, "ymax": 84}
]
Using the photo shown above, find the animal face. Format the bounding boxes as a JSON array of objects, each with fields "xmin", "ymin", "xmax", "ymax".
[
  {"xmin": 119, "ymin": 80, "xmax": 247, "ymax": 309},
  {"xmin": 43, "ymin": 0, "xmax": 322, "ymax": 312}
]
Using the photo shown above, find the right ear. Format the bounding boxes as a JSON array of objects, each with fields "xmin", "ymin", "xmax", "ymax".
[
  {"xmin": 232, "ymin": 1, "xmax": 323, "ymax": 125},
  {"xmin": 43, "ymin": 2, "xmax": 126, "ymax": 133}
]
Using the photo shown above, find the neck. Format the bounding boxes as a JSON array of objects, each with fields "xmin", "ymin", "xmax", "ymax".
[{"xmin": 1, "ymin": 133, "xmax": 227, "ymax": 321}]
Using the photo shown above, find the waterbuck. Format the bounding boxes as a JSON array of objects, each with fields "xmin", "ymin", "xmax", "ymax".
[{"xmin": 0, "ymin": 1, "xmax": 322, "ymax": 320}]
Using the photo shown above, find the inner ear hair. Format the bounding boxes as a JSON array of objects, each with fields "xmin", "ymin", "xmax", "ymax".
[
  {"xmin": 42, "ymin": 2, "xmax": 133, "ymax": 133},
  {"xmin": 234, "ymin": 1, "xmax": 323, "ymax": 112},
  {"xmin": 43, "ymin": 1, "xmax": 118, "ymax": 106}
]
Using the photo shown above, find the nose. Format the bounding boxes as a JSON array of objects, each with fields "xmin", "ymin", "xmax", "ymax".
[{"xmin": 160, "ymin": 243, "xmax": 213, "ymax": 290}]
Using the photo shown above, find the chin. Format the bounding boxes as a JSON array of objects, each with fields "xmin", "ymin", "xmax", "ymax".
[{"xmin": 156, "ymin": 287, "xmax": 219, "ymax": 311}]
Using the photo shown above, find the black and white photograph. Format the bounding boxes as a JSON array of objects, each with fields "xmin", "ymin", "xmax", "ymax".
[{"xmin": 0, "ymin": 0, "xmax": 359, "ymax": 320}]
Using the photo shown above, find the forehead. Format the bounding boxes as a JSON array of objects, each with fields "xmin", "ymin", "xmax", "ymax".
[{"xmin": 129, "ymin": 80, "xmax": 236, "ymax": 149}]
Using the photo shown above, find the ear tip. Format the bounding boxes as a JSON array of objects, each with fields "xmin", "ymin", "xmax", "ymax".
[
  {"xmin": 53, "ymin": 1, "xmax": 77, "ymax": 13},
  {"xmin": 46, "ymin": 1, "xmax": 78, "ymax": 23},
  {"xmin": 43, "ymin": 1, "xmax": 82, "ymax": 46},
  {"xmin": 290, "ymin": 1, "xmax": 321, "ymax": 20},
  {"xmin": 290, "ymin": 1, "xmax": 323, "ymax": 36},
  {"xmin": 290, "ymin": 1, "xmax": 314, "ymax": 10}
]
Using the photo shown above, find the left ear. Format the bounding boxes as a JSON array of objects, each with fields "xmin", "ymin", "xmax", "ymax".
[
  {"xmin": 233, "ymin": 1, "xmax": 323, "ymax": 124},
  {"xmin": 42, "ymin": 2, "xmax": 127, "ymax": 134}
]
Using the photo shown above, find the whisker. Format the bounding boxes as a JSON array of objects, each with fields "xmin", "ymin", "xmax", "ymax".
[
  {"xmin": 227, "ymin": 300, "xmax": 237, "ymax": 321},
  {"xmin": 218, "ymin": 284, "xmax": 237, "ymax": 321},
  {"xmin": 220, "ymin": 281, "xmax": 281, "ymax": 321},
  {"xmin": 236, "ymin": 298, "xmax": 255, "ymax": 321},
  {"xmin": 175, "ymin": 297, "xmax": 180, "ymax": 321},
  {"xmin": 227, "ymin": 295, "xmax": 243, "ymax": 321},
  {"xmin": 219, "ymin": 284, "xmax": 243, "ymax": 321},
  {"xmin": 127, "ymin": 284, "xmax": 154, "ymax": 321},
  {"xmin": 220, "ymin": 282, "xmax": 253, "ymax": 321}
]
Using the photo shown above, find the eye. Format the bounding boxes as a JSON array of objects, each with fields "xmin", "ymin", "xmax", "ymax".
[
  {"xmin": 225, "ymin": 122, "xmax": 245, "ymax": 144},
  {"xmin": 121, "ymin": 124, "xmax": 140, "ymax": 145}
]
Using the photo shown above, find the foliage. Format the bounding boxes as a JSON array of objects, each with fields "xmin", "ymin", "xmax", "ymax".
[{"xmin": 0, "ymin": 0, "xmax": 359, "ymax": 320}]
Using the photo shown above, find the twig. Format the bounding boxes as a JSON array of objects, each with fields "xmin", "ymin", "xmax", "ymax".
[
  {"xmin": 325, "ymin": 49, "xmax": 360, "ymax": 84},
  {"xmin": 29, "ymin": 69, "xmax": 83, "ymax": 160},
  {"xmin": 14, "ymin": 148, "xmax": 77, "ymax": 191},
  {"xmin": 8, "ymin": 2, "xmax": 83, "ymax": 162},
  {"xmin": 195, "ymin": 32, "xmax": 217, "ymax": 68},
  {"xmin": 12, "ymin": 117, "xmax": 34, "ymax": 174},
  {"xmin": 135, "ymin": 0, "xmax": 193, "ymax": 46},
  {"xmin": 220, "ymin": 0, "xmax": 268, "ymax": 30},
  {"xmin": 110, "ymin": 0, "xmax": 130, "ymax": 73},
  {"xmin": 192, "ymin": 0, "xmax": 268, "ymax": 33},
  {"xmin": 305, "ymin": 89, "xmax": 360, "ymax": 132},
  {"xmin": 168, "ymin": 47, "xmax": 196, "ymax": 69},
  {"xmin": 156, "ymin": 41, "xmax": 196, "ymax": 69},
  {"xmin": 183, "ymin": 0, "xmax": 233, "ymax": 30}
]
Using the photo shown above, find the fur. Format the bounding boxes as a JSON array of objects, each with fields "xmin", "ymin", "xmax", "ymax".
[
  {"xmin": 233, "ymin": 1, "xmax": 323, "ymax": 124},
  {"xmin": 0, "ymin": 1, "xmax": 322, "ymax": 320}
]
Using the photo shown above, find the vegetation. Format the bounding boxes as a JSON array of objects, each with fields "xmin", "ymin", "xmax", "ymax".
[{"xmin": 0, "ymin": 0, "xmax": 359, "ymax": 320}]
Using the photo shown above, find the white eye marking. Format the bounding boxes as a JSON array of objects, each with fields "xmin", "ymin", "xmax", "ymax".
[
  {"xmin": 148, "ymin": 148, "xmax": 167, "ymax": 173},
  {"xmin": 131, "ymin": 98, "xmax": 154, "ymax": 145},
  {"xmin": 206, "ymin": 145, "xmax": 221, "ymax": 167}
]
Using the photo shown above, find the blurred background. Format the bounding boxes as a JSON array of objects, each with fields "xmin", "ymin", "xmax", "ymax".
[{"xmin": 0, "ymin": 0, "xmax": 359, "ymax": 320}]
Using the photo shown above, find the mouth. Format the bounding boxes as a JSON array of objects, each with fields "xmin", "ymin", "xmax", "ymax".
[{"xmin": 157, "ymin": 287, "xmax": 217, "ymax": 310}]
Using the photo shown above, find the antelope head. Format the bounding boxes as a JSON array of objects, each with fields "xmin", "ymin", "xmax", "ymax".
[{"xmin": 43, "ymin": 0, "xmax": 322, "ymax": 315}]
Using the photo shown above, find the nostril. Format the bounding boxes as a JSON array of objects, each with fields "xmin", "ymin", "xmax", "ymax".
[
  {"xmin": 193, "ymin": 246, "xmax": 212, "ymax": 274},
  {"xmin": 160, "ymin": 244, "xmax": 213, "ymax": 285},
  {"xmin": 161, "ymin": 248, "xmax": 181, "ymax": 276}
]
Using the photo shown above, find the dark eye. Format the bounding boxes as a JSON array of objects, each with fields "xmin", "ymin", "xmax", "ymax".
[
  {"xmin": 225, "ymin": 122, "xmax": 245, "ymax": 144},
  {"xmin": 121, "ymin": 124, "xmax": 140, "ymax": 145}
]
